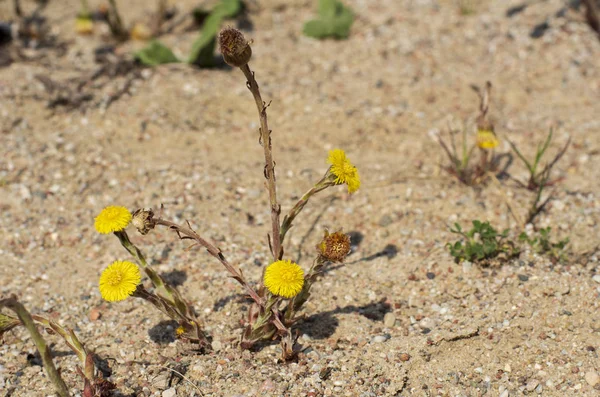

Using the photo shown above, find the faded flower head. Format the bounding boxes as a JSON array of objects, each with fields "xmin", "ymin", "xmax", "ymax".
[
  {"xmin": 99, "ymin": 260, "xmax": 141, "ymax": 302},
  {"xmin": 131, "ymin": 208, "xmax": 155, "ymax": 235},
  {"xmin": 327, "ymin": 149, "xmax": 361, "ymax": 193},
  {"xmin": 218, "ymin": 27, "xmax": 252, "ymax": 67},
  {"xmin": 264, "ymin": 260, "xmax": 305, "ymax": 298},
  {"xmin": 318, "ymin": 230, "xmax": 351, "ymax": 262},
  {"xmin": 476, "ymin": 129, "xmax": 499, "ymax": 150},
  {"xmin": 94, "ymin": 206, "xmax": 132, "ymax": 234}
]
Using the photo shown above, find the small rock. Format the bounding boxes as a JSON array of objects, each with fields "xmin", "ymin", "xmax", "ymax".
[
  {"xmin": 162, "ymin": 387, "xmax": 176, "ymax": 397},
  {"xmin": 462, "ymin": 261, "xmax": 473, "ymax": 273},
  {"xmin": 499, "ymin": 390, "xmax": 509, "ymax": 397},
  {"xmin": 399, "ymin": 353, "xmax": 411, "ymax": 362},
  {"xmin": 585, "ymin": 371, "xmax": 599, "ymax": 386},
  {"xmin": 211, "ymin": 340, "xmax": 223, "ymax": 351},
  {"xmin": 526, "ymin": 379, "xmax": 539, "ymax": 391},
  {"xmin": 518, "ymin": 274, "xmax": 529, "ymax": 282},
  {"xmin": 426, "ymin": 272, "xmax": 435, "ymax": 280},
  {"xmin": 383, "ymin": 313, "xmax": 396, "ymax": 328},
  {"xmin": 371, "ymin": 335, "xmax": 389, "ymax": 343},
  {"xmin": 88, "ymin": 307, "xmax": 101, "ymax": 321},
  {"xmin": 592, "ymin": 275, "xmax": 600, "ymax": 284}
]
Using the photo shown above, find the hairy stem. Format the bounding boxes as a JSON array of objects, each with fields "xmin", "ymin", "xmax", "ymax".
[
  {"xmin": 239, "ymin": 63, "xmax": 282, "ymax": 261},
  {"xmin": 0, "ymin": 297, "xmax": 70, "ymax": 397}
]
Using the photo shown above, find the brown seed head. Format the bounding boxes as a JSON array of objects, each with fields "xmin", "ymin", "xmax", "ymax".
[
  {"xmin": 317, "ymin": 231, "xmax": 351, "ymax": 263},
  {"xmin": 131, "ymin": 208, "xmax": 155, "ymax": 235},
  {"xmin": 218, "ymin": 27, "xmax": 252, "ymax": 67}
]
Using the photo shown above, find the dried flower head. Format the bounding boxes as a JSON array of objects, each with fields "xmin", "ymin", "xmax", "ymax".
[
  {"xmin": 327, "ymin": 149, "xmax": 361, "ymax": 193},
  {"xmin": 94, "ymin": 206, "xmax": 132, "ymax": 234},
  {"xmin": 131, "ymin": 208, "xmax": 155, "ymax": 235},
  {"xmin": 218, "ymin": 27, "xmax": 252, "ymax": 67},
  {"xmin": 264, "ymin": 260, "xmax": 305, "ymax": 298},
  {"xmin": 318, "ymin": 230, "xmax": 351, "ymax": 262},
  {"xmin": 99, "ymin": 260, "xmax": 141, "ymax": 302},
  {"xmin": 0, "ymin": 312, "xmax": 20, "ymax": 337},
  {"xmin": 476, "ymin": 129, "xmax": 499, "ymax": 150}
]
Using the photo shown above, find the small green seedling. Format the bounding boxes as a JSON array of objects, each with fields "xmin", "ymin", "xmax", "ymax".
[
  {"xmin": 508, "ymin": 129, "xmax": 570, "ymax": 191},
  {"xmin": 303, "ymin": 0, "xmax": 354, "ymax": 39},
  {"xmin": 519, "ymin": 227, "xmax": 569, "ymax": 263},
  {"xmin": 447, "ymin": 220, "xmax": 517, "ymax": 263}
]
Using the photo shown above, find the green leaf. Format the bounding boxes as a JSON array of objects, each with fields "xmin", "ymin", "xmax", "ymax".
[
  {"xmin": 134, "ymin": 40, "xmax": 180, "ymax": 66},
  {"xmin": 303, "ymin": 0, "xmax": 354, "ymax": 39}
]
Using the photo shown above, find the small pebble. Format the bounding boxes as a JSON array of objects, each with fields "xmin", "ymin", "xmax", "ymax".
[
  {"xmin": 585, "ymin": 371, "xmax": 599, "ymax": 386},
  {"xmin": 162, "ymin": 388, "xmax": 176, "ymax": 397},
  {"xmin": 526, "ymin": 379, "xmax": 539, "ymax": 391},
  {"xmin": 211, "ymin": 340, "xmax": 223, "ymax": 351},
  {"xmin": 518, "ymin": 274, "xmax": 529, "ymax": 282},
  {"xmin": 462, "ymin": 261, "xmax": 473, "ymax": 273},
  {"xmin": 383, "ymin": 313, "xmax": 396, "ymax": 328},
  {"xmin": 499, "ymin": 390, "xmax": 509, "ymax": 397},
  {"xmin": 399, "ymin": 353, "xmax": 411, "ymax": 362},
  {"xmin": 426, "ymin": 272, "xmax": 435, "ymax": 280},
  {"xmin": 371, "ymin": 335, "xmax": 389, "ymax": 343},
  {"xmin": 592, "ymin": 275, "xmax": 600, "ymax": 284}
]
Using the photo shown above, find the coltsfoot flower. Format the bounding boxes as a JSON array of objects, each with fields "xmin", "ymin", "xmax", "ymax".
[
  {"xmin": 318, "ymin": 230, "xmax": 351, "ymax": 263},
  {"xmin": 99, "ymin": 260, "xmax": 141, "ymax": 302},
  {"xmin": 476, "ymin": 129, "xmax": 499, "ymax": 150},
  {"xmin": 327, "ymin": 149, "xmax": 360, "ymax": 193},
  {"xmin": 264, "ymin": 260, "xmax": 304, "ymax": 298},
  {"xmin": 94, "ymin": 206, "xmax": 132, "ymax": 234}
]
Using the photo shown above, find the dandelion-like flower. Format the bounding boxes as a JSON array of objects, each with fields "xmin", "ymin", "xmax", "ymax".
[
  {"xmin": 94, "ymin": 206, "xmax": 132, "ymax": 234},
  {"xmin": 176, "ymin": 326, "xmax": 185, "ymax": 337},
  {"xmin": 327, "ymin": 149, "xmax": 361, "ymax": 193},
  {"xmin": 476, "ymin": 129, "xmax": 499, "ymax": 150},
  {"xmin": 264, "ymin": 260, "xmax": 305, "ymax": 298},
  {"xmin": 99, "ymin": 260, "xmax": 141, "ymax": 302}
]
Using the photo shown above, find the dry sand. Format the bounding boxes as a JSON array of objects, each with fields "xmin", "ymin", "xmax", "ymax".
[{"xmin": 1, "ymin": 0, "xmax": 600, "ymax": 396}]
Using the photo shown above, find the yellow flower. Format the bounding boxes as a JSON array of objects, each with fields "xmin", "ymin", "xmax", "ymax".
[
  {"xmin": 327, "ymin": 149, "xmax": 361, "ymax": 193},
  {"xmin": 176, "ymin": 326, "xmax": 185, "ymax": 337},
  {"xmin": 75, "ymin": 17, "xmax": 94, "ymax": 35},
  {"xmin": 264, "ymin": 260, "xmax": 305, "ymax": 298},
  {"xmin": 94, "ymin": 206, "xmax": 132, "ymax": 234},
  {"xmin": 476, "ymin": 130, "xmax": 499, "ymax": 150},
  {"xmin": 99, "ymin": 260, "xmax": 141, "ymax": 302}
]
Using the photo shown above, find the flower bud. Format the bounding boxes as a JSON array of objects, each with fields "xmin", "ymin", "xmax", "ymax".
[
  {"xmin": 317, "ymin": 230, "xmax": 351, "ymax": 263},
  {"xmin": 131, "ymin": 208, "xmax": 155, "ymax": 235},
  {"xmin": 218, "ymin": 27, "xmax": 252, "ymax": 67}
]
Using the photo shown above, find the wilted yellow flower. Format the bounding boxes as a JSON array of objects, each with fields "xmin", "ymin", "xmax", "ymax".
[
  {"xmin": 318, "ymin": 230, "xmax": 351, "ymax": 263},
  {"xmin": 476, "ymin": 129, "xmax": 499, "ymax": 150},
  {"xmin": 327, "ymin": 149, "xmax": 361, "ymax": 193},
  {"xmin": 99, "ymin": 261, "xmax": 141, "ymax": 302},
  {"xmin": 264, "ymin": 260, "xmax": 304, "ymax": 298},
  {"xmin": 94, "ymin": 206, "xmax": 132, "ymax": 234}
]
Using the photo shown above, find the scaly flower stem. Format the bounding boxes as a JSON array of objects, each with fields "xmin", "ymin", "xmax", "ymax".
[
  {"xmin": 154, "ymin": 219, "xmax": 264, "ymax": 307},
  {"xmin": 0, "ymin": 297, "xmax": 70, "ymax": 397},
  {"xmin": 280, "ymin": 176, "xmax": 333, "ymax": 247},
  {"xmin": 239, "ymin": 63, "xmax": 282, "ymax": 261}
]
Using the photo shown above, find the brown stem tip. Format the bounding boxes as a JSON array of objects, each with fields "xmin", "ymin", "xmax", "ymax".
[{"xmin": 218, "ymin": 27, "xmax": 252, "ymax": 67}]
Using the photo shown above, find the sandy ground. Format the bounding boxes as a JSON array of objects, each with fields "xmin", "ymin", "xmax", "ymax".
[{"xmin": 1, "ymin": 0, "xmax": 600, "ymax": 396}]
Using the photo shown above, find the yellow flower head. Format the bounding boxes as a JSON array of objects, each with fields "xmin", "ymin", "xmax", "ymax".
[
  {"xmin": 476, "ymin": 130, "xmax": 499, "ymax": 150},
  {"xmin": 94, "ymin": 206, "xmax": 132, "ymax": 234},
  {"xmin": 176, "ymin": 326, "xmax": 185, "ymax": 337},
  {"xmin": 264, "ymin": 260, "xmax": 304, "ymax": 299},
  {"xmin": 99, "ymin": 260, "xmax": 141, "ymax": 302},
  {"xmin": 327, "ymin": 149, "xmax": 361, "ymax": 193}
]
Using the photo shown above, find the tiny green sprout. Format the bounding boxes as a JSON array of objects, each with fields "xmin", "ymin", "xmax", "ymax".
[
  {"xmin": 303, "ymin": 0, "xmax": 354, "ymax": 39},
  {"xmin": 519, "ymin": 227, "xmax": 569, "ymax": 263},
  {"xmin": 447, "ymin": 220, "xmax": 518, "ymax": 264},
  {"xmin": 134, "ymin": 40, "xmax": 179, "ymax": 66}
]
